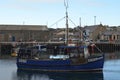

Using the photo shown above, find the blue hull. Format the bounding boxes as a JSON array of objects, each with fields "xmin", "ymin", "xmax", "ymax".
[{"xmin": 17, "ymin": 56, "xmax": 104, "ymax": 72}]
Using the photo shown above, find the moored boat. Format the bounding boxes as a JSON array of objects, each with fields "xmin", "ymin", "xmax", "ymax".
[
  {"xmin": 16, "ymin": 43, "xmax": 104, "ymax": 72},
  {"xmin": 16, "ymin": 0, "xmax": 104, "ymax": 72}
]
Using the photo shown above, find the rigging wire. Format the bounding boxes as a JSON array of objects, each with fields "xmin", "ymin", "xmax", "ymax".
[
  {"xmin": 68, "ymin": 18, "xmax": 77, "ymax": 27},
  {"xmin": 49, "ymin": 17, "xmax": 65, "ymax": 28}
]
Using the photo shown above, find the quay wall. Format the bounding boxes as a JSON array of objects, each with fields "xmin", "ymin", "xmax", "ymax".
[
  {"xmin": 89, "ymin": 43, "xmax": 120, "ymax": 53},
  {"xmin": 0, "ymin": 42, "xmax": 65, "ymax": 55},
  {"xmin": 0, "ymin": 42, "xmax": 120, "ymax": 55}
]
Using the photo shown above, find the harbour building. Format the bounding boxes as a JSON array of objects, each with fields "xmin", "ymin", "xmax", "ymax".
[{"xmin": 0, "ymin": 24, "xmax": 49, "ymax": 42}]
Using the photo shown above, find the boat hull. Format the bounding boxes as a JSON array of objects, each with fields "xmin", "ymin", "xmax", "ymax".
[{"xmin": 17, "ymin": 56, "xmax": 104, "ymax": 72}]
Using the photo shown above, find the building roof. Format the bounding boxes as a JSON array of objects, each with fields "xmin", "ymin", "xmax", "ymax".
[
  {"xmin": 102, "ymin": 30, "xmax": 120, "ymax": 35},
  {"xmin": 0, "ymin": 25, "xmax": 48, "ymax": 30},
  {"xmin": 84, "ymin": 25, "xmax": 99, "ymax": 32}
]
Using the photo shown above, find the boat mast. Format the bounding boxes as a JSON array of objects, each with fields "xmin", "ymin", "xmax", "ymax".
[{"xmin": 64, "ymin": 0, "xmax": 69, "ymax": 46}]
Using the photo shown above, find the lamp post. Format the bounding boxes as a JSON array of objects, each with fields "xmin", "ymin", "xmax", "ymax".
[{"xmin": 94, "ymin": 16, "xmax": 96, "ymax": 25}]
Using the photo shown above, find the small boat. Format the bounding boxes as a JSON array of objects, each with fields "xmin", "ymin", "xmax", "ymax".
[
  {"xmin": 11, "ymin": 47, "xmax": 19, "ymax": 57},
  {"xmin": 11, "ymin": 52, "xmax": 17, "ymax": 57}
]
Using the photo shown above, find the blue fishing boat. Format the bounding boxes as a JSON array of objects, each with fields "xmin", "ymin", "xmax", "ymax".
[
  {"xmin": 16, "ymin": 0, "xmax": 104, "ymax": 72},
  {"xmin": 16, "ymin": 43, "xmax": 104, "ymax": 72}
]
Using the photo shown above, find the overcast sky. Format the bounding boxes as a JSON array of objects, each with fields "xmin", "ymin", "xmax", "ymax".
[{"xmin": 0, "ymin": 0, "xmax": 120, "ymax": 28}]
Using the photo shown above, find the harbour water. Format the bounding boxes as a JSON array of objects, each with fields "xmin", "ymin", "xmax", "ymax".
[{"xmin": 0, "ymin": 52, "xmax": 120, "ymax": 80}]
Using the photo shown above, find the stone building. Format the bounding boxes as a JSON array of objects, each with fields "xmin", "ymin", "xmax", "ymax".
[
  {"xmin": 83, "ymin": 24, "xmax": 106, "ymax": 41},
  {"xmin": 0, "ymin": 25, "xmax": 50, "ymax": 42},
  {"xmin": 100, "ymin": 27, "xmax": 120, "ymax": 43}
]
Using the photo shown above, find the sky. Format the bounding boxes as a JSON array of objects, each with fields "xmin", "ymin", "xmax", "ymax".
[{"xmin": 0, "ymin": 0, "xmax": 120, "ymax": 28}]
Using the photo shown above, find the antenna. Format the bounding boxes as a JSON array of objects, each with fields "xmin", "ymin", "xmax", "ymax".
[{"xmin": 64, "ymin": 0, "xmax": 69, "ymax": 9}]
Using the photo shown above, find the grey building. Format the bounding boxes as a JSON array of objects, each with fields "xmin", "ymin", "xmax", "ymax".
[{"xmin": 0, "ymin": 25, "xmax": 50, "ymax": 42}]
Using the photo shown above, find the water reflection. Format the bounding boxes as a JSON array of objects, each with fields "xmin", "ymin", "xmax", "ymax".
[
  {"xmin": 104, "ymin": 71, "xmax": 120, "ymax": 80},
  {"xmin": 16, "ymin": 69, "xmax": 103, "ymax": 80},
  {"xmin": 105, "ymin": 52, "xmax": 120, "ymax": 60}
]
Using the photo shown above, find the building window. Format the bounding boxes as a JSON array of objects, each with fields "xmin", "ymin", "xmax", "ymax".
[{"xmin": 109, "ymin": 35, "xmax": 112, "ymax": 40}]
